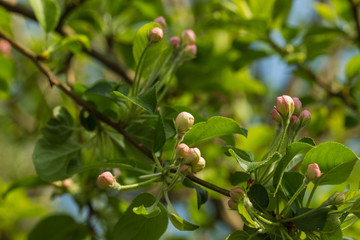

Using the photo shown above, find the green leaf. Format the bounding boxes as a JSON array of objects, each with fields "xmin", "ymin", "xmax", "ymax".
[
  {"xmin": 238, "ymin": 198, "xmax": 255, "ymax": 228},
  {"xmin": 344, "ymin": 190, "xmax": 360, "ymax": 203},
  {"xmin": 293, "ymin": 207, "xmax": 330, "ymax": 232},
  {"xmin": 350, "ymin": 198, "xmax": 360, "ymax": 218},
  {"xmin": 28, "ymin": 214, "xmax": 87, "ymax": 240},
  {"xmin": 32, "ymin": 139, "xmax": 81, "ymax": 181},
  {"xmin": 226, "ymin": 230, "xmax": 250, "ymax": 240},
  {"xmin": 346, "ymin": 55, "xmax": 360, "ymax": 84},
  {"xmin": 79, "ymin": 108, "xmax": 97, "ymax": 131},
  {"xmin": 320, "ymin": 228, "xmax": 343, "ymax": 240},
  {"xmin": 301, "ymin": 142, "xmax": 358, "ymax": 185},
  {"xmin": 60, "ymin": 35, "xmax": 90, "ymax": 53},
  {"xmin": 133, "ymin": 204, "xmax": 161, "ymax": 218},
  {"xmin": 153, "ymin": 113, "xmax": 166, "ymax": 152},
  {"xmin": 183, "ymin": 116, "xmax": 247, "ymax": 146},
  {"xmin": 224, "ymin": 146, "xmax": 254, "ymax": 162},
  {"xmin": 298, "ymin": 137, "xmax": 316, "ymax": 146},
  {"xmin": 321, "ymin": 213, "xmax": 341, "ymax": 235},
  {"xmin": 112, "ymin": 193, "xmax": 168, "ymax": 240},
  {"xmin": 313, "ymin": 2, "xmax": 335, "ymax": 22},
  {"xmin": 182, "ymin": 178, "xmax": 208, "ymax": 209},
  {"xmin": 2, "ymin": 175, "xmax": 48, "ymax": 198},
  {"xmin": 247, "ymin": 184, "xmax": 269, "ymax": 211},
  {"xmin": 112, "ymin": 86, "xmax": 157, "ymax": 114},
  {"xmin": 168, "ymin": 212, "xmax": 199, "ymax": 231},
  {"xmin": 230, "ymin": 172, "xmax": 250, "ymax": 186},
  {"xmin": 273, "ymin": 142, "xmax": 314, "ymax": 193},
  {"xmin": 41, "ymin": 106, "xmax": 74, "ymax": 144},
  {"xmin": 29, "ymin": 0, "xmax": 60, "ymax": 33},
  {"xmin": 230, "ymin": 150, "xmax": 280, "ymax": 173},
  {"xmin": 282, "ymin": 172, "xmax": 306, "ymax": 209}
]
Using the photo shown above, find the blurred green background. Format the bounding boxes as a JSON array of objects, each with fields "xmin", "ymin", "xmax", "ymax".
[{"xmin": 1, "ymin": 0, "xmax": 360, "ymax": 239}]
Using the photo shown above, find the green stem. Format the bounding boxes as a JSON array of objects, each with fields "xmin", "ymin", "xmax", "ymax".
[
  {"xmin": 71, "ymin": 162, "xmax": 150, "ymax": 175},
  {"xmin": 139, "ymin": 172, "xmax": 162, "ymax": 179},
  {"xmin": 306, "ymin": 183, "xmax": 318, "ymax": 207},
  {"xmin": 115, "ymin": 176, "xmax": 160, "ymax": 191},
  {"xmin": 280, "ymin": 180, "xmax": 307, "ymax": 216},
  {"xmin": 280, "ymin": 205, "xmax": 322, "ymax": 223},
  {"xmin": 132, "ymin": 43, "xmax": 150, "ymax": 96},
  {"xmin": 277, "ymin": 118, "xmax": 289, "ymax": 152},
  {"xmin": 153, "ymin": 151, "xmax": 163, "ymax": 171}
]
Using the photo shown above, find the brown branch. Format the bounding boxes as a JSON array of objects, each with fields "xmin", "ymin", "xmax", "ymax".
[
  {"xmin": 0, "ymin": 28, "xmax": 230, "ymax": 197},
  {"xmin": 0, "ymin": 0, "xmax": 133, "ymax": 85},
  {"xmin": 349, "ymin": 0, "xmax": 360, "ymax": 46}
]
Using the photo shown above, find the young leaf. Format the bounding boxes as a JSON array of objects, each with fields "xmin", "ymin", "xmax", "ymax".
[
  {"xmin": 226, "ymin": 230, "xmax": 250, "ymax": 240},
  {"xmin": 346, "ymin": 55, "xmax": 360, "ymax": 84},
  {"xmin": 224, "ymin": 146, "xmax": 254, "ymax": 162},
  {"xmin": 344, "ymin": 190, "xmax": 360, "ymax": 203},
  {"xmin": 80, "ymin": 108, "xmax": 97, "ymax": 131},
  {"xmin": 230, "ymin": 172, "xmax": 250, "ymax": 186},
  {"xmin": 273, "ymin": 141, "xmax": 314, "ymax": 193},
  {"xmin": 41, "ymin": 106, "xmax": 74, "ymax": 144},
  {"xmin": 230, "ymin": 150, "xmax": 280, "ymax": 173},
  {"xmin": 282, "ymin": 172, "xmax": 306, "ymax": 209},
  {"xmin": 153, "ymin": 113, "xmax": 166, "ymax": 152},
  {"xmin": 183, "ymin": 116, "xmax": 247, "ymax": 146},
  {"xmin": 2, "ymin": 175, "xmax": 48, "ymax": 198},
  {"xmin": 28, "ymin": 214, "xmax": 87, "ymax": 240},
  {"xmin": 133, "ymin": 204, "xmax": 161, "ymax": 218},
  {"xmin": 29, "ymin": 0, "xmax": 60, "ymax": 33},
  {"xmin": 112, "ymin": 193, "xmax": 168, "ymax": 240},
  {"xmin": 182, "ymin": 178, "xmax": 209, "ymax": 209},
  {"xmin": 247, "ymin": 184, "xmax": 269, "ymax": 211},
  {"xmin": 301, "ymin": 142, "xmax": 359, "ymax": 185},
  {"xmin": 238, "ymin": 198, "xmax": 255, "ymax": 228},
  {"xmin": 350, "ymin": 198, "xmax": 360, "ymax": 218},
  {"xmin": 168, "ymin": 213, "xmax": 199, "ymax": 231},
  {"xmin": 293, "ymin": 207, "xmax": 330, "ymax": 232},
  {"xmin": 32, "ymin": 139, "xmax": 81, "ymax": 181}
]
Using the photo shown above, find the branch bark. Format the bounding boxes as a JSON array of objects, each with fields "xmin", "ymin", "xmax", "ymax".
[
  {"xmin": 0, "ymin": 28, "xmax": 230, "ymax": 197},
  {"xmin": 0, "ymin": 0, "xmax": 133, "ymax": 85}
]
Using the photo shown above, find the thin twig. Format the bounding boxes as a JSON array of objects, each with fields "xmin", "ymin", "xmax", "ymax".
[
  {"xmin": 0, "ymin": 0, "xmax": 133, "ymax": 85},
  {"xmin": 349, "ymin": 0, "xmax": 360, "ymax": 45},
  {"xmin": 0, "ymin": 28, "xmax": 231, "ymax": 197}
]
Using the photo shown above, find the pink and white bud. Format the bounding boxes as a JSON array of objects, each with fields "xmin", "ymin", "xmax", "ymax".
[
  {"xmin": 154, "ymin": 16, "xmax": 167, "ymax": 30},
  {"xmin": 275, "ymin": 95, "xmax": 294, "ymax": 118},
  {"xmin": 176, "ymin": 143, "xmax": 190, "ymax": 158},
  {"xmin": 62, "ymin": 179, "xmax": 73, "ymax": 188},
  {"xmin": 184, "ymin": 148, "xmax": 201, "ymax": 164},
  {"xmin": 184, "ymin": 44, "xmax": 197, "ymax": 57},
  {"xmin": 170, "ymin": 36, "xmax": 180, "ymax": 48},
  {"xmin": 228, "ymin": 199, "xmax": 238, "ymax": 210},
  {"xmin": 290, "ymin": 115, "xmax": 300, "ymax": 128},
  {"xmin": 180, "ymin": 165, "xmax": 192, "ymax": 176},
  {"xmin": 192, "ymin": 157, "xmax": 206, "ymax": 173},
  {"xmin": 299, "ymin": 110, "xmax": 311, "ymax": 127},
  {"xmin": 175, "ymin": 112, "xmax": 194, "ymax": 134},
  {"xmin": 334, "ymin": 193, "xmax": 345, "ymax": 205},
  {"xmin": 97, "ymin": 171, "xmax": 115, "ymax": 188},
  {"xmin": 181, "ymin": 29, "xmax": 196, "ymax": 45},
  {"xmin": 0, "ymin": 39, "xmax": 11, "ymax": 57},
  {"xmin": 230, "ymin": 186, "xmax": 245, "ymax": 202},
  {"xmin": 271, "ymin": 109, "xmax": 282, "ymax": 123},
  {"xmin": 148, "ymin": 27, "xmax": 163, "ymax": 43},
  {"xmin": 306, "ymin": 163, "xmax": 321, "ymax": 182},
  {"xmin": 292, "ymin": 97, "xmax": 302, "ymax": 115}
]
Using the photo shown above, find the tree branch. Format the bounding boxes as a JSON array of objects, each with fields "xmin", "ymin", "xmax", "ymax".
[
  {"xmin": 349, "ymin": 0, "xmax": 360, "ymax": 46},
  {"xmin": 0, "ymin": 0, "xmax": 133, "ymax": 85},
  {"xmin": 0, "ymin": 28, "xmax": 230, "ymax": 197}
]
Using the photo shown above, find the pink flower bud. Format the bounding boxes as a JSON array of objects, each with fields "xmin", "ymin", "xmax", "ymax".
[
  {"xmin": 299, "ymin": 110, "xmax": 311, "ymax": 127},
  {"xmin": 0, "ymin": 39, "xmax": 11, "ymax": 57},
  {"xmin": 275, "ymin": 95, "xmax": 294, "ymax": 118},
  {"xmin": 292, "ymin": 97, "xmax": 302, "ymax": 115},
  {"xmin": 228, "ymin": 199, "xmax": 238, "ymax": 210},
  {"xmin": 306, "ymin": 163, "xmax": 321, "ymax": 181},
  {"xmin": 175, "ymin": 112, "xmax": 194, "ymax": 134},
  {"xmin": 97, "ymin": 171, "xmax": 115, "ymax": 188},
  {"xmin": 181, "ymin": 29, "xmax": 196, "ymax": 45},
  {"xmin": 192, "ymin": 157, "xmax": 206, "ymax": 173},
  {"xmin": 176, "ymin": 143, "xmax": 190, "ymax": 158},
  {"xmin": 148, "ymin": 27, "xmax": 163, "ymax": 43},
  {"xmin": 271, "ymin": 109, "xmax": 282, "ymax": 123},
  {"xmin": 170, "ymin": 36, "xmax": 180, "ymax": 48},
  {"xmin": 184, "ymin": 148, "xmax": 201, "ymax": 164},
  {"xmin": 180, "ymin": 165, "xmax": 192, "ymax": 175},
  {"xmin": 290, "ymin": 115, "xmax": 300, "ymax": 127},
  {"xmin": 334, "ymin": 193, "xmax": 345, "ymax": 205},
  {"xmin": 230, "ymin": 186, "xmax": 245, "ymax": 202},
  {"xmin": 62, "ymin": 179, "xmax": 73, "ymax": 188},
  {"xmin": 184, "ymin": 44, "xmax": 197, "ymax": 57},
  {"xmin": 153, "ymin": 16, "xmax": 167, "ymax": 31}
]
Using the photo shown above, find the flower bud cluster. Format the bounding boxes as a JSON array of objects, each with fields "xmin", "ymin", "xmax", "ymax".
[
  {"xmin": 227, "ymin": 186, "xmax": 246, "ymax": 210},
  {"xmin": 170, "ymin": 29, "xmax": 197, "ymax": 57},
  {"xmin": 271, "ymin": 95, "xmax": 311, "ymax": 129},
  {"xmin": 176, "ymin": 143, "xmax": 206, "ymax": 175}
]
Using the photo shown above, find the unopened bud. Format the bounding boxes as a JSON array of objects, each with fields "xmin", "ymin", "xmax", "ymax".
[
  {"xmin": 176, "ymin": 143, "xmax": 190, "ymax": 158},
  {"xmin": 292, "ymin": 97, "xmax": 302, "ymax": 115},
  {"xmin": 275, "ymin": 95, "xmax": 294, "ymax": 118},
  {"xmin": 230, "ymin": 186, "xmax": 245, "ymax": 202},
  {"xmin": 192, "ymin": 157, "xmax": 206, "ymax": 173},
  {"xmin": 184, "ymin": 148, "xmax": 201, "ymax": 164},
  {"xmin": 228, "ymin": 199, "xmax": 238, "ymax": 210},
  {"xmin": 0, "ymin": 39, "xmax": 11, "ymax": 57},
  {"xmin": 181, "ymin": 29, "xmax": 196, "ymax": 45},
  {"xmin": 271, "ymin": 109, "xmax": 281, "ymax": 123},
  {"xmin": 306, "ymin": 163, "xmax": 321, "ymax": 182},
  {"xmin": 175, "ymin": 112, "xmax": 194, "ymax": 134},
  {"xmin": 97, "ymin": 171, "xmax": 115, "ymax": 188},
  {"xmin": 334, "ymin": 193, "xmax": 345, "ymax": 205},
  {"xmin": 290, "ymin": 115, "xmax": 300, "ymax": 128},
  {"xmin": 154, "ymin": 16, "xmax": 167, "ymax": 30},
  {"xmin": 299, "ymin": 110, "xmax": 311, "ymax": 127},
  {"xmin": 180, "ymin": 165, "xmax": 192, "ymax": 176},
  {"xmin": 170, "ymin": 36, "xmax": 180, "ymax": 48},
  {"xmin": 149, "ymin": 27, "xmax": 163, "ymax": 43},
  {"xmin": 62, "ymin": 179, "xmax": 73, "ymax": 188},
  {"xmin": 184, "ymin": 44, "xmax": 197, "ymax": 57}
]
